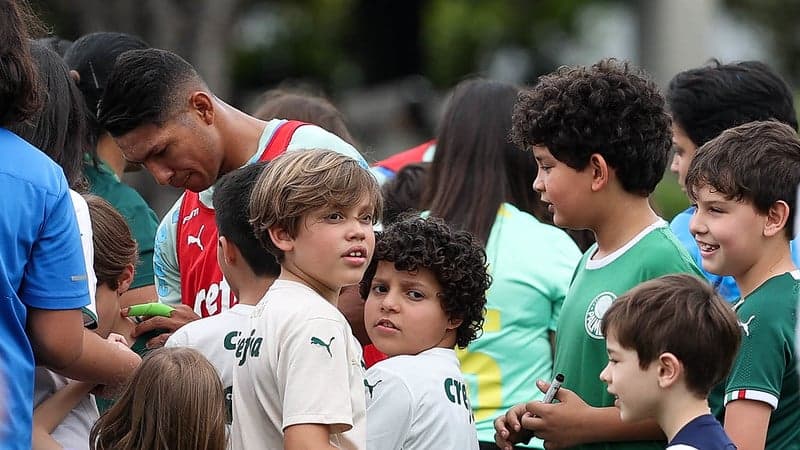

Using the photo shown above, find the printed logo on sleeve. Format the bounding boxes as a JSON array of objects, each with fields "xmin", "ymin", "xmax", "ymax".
[
  {"xmin": 311, "ymin": 336, "xmax": 335, "ymax": 357},
  {"xmin": 364, "ymin": 379, "xmax": 382, "ymax": 398},
  {"xmin": 585, "ymin": 292, "xmax": 616, "ymax": 339}
]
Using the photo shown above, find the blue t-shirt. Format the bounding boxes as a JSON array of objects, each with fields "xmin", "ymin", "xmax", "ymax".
[
  {"xmin": 666, "ymin": 414, "xmax": 736, "ymax": 450},
  {"xmin": 670, "ymin": 206, "xmax": 800, "ymax": 301},
  {"xmin": 0, "ymin": 129, "xmax": 90, "ymax": 449}
]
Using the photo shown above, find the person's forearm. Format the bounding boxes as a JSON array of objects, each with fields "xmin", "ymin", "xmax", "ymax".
[
  {"xmin": 119, "ymin": 284, "xmax": 157, "ymax": 309},
  {"xmin": 53, "ymin": 330, "xmax": 139, "ymax": 385},
  {"xmin": 34, "ymin": 381, "xmax": 95, "ymax": 433},
  {"xmin": 580, "ymin": 407, "xmax": 664, "ymax": 444}
]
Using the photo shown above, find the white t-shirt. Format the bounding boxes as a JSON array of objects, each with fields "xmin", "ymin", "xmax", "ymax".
[
  {"xmin": 366, "ymin": 348, "xmax": 479, "ymax": 450},
  {"xmin": 33, "ymin": 368, "xmax": 98, "ymax": 450},
  {"xmin": 69, "ymin": 189, "xmax": 97, "ymax": 326},
  {"xmin": 231, "ymin": 280, "xmax": 366, "ymax": 450},
  {"xmin": 165, "ymin": 303, "xmax": 255, "ymax": 423}
]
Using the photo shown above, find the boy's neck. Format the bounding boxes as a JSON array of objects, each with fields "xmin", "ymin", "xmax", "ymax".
[
  {"xmin": 231, "ymin": 276, "xmax": 275, "ymax": 306},
  {"xmin": 216, "ymin": 100, "xmax": 268, "ymax": 174},
  {"xmin": 591, "ymin": 194, "xmax": 659, "ymax": 258},
  {"xmin": 278, "ymin": 266, "xmax": 341, "ymax": 305},
  {"xmin": 656, "ymin": 393, "xmax": 710, "ymax": 443},
  {"xmin": 735, "ymin": 241, "xmax": 796, "ymax": 298}
]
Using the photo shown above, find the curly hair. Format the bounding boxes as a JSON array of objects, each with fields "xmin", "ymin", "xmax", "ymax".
[
  {"xmin": 359, "ymin": 215, "xmax": 490, "ymax": 348},
  {"xmin": 511, "ymin": 58, "xmax": 672, "ymax": 196}
]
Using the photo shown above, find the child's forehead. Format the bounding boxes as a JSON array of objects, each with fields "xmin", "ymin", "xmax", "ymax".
[{"xmin": 375, "ymin": 260, "xmax": 440, "ymax": 284}]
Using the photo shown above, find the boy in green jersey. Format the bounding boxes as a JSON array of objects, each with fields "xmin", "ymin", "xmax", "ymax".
[
  {"xmin": 686, "ymin": 120, "xmax": 800, "ymax": 450},
  {"xmin": 494, "ymin": 59, "xmax": 702, "ymax": 450}
]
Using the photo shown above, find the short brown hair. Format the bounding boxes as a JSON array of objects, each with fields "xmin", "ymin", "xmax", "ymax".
[
  {"xmin": 686, "ymin": 120, "xmax": 800, "ymax": 239},
  {"xmin": 249, "ymin": 149, "xmax": 382, "ymax": 260},
  {"xmin": 84, "ymin": 194, "xmax": 138, "ymax": 289},
  {"xmin": 601, "ymin": 274, "xmax": 741, "ymax": 398}
]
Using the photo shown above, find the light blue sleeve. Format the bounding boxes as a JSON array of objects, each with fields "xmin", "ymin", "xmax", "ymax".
[
  {"xmin": 154, "ymin": 196, "xmax": 183, "ymax": 306},
  {"xmin": 286, "ymin": 125, "xmax": 368, "ymax": 168}
]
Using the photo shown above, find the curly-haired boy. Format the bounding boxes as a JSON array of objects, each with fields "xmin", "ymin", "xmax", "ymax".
[
  {"xmin": 359, "ymin": 215, "xmax": 489, "ymax": 450},
  {"xmin": 495, "ymin": 59, "xmax": 702, "ymax": 450}
]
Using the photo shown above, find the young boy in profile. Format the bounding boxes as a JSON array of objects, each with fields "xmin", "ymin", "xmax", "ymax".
[
  {"xmin": 165, "ymin": 162, "xmax": 280, "ymax": 424},
  {"xmin": 360, "ymin": 215, "xmax": 489, "ymax": 449},
  {"xmin": 231, "ymin": 149, "xmax": 382, "ymax": 450},
  {"xmin": 599, "ymin": 274, "xmax": 740, "ymax": 450},
  {"xmin": 686, "ymin": 120, "xmax": 800, "ymax": 450},
  {"xmin": 494, "ymin": 59, "xmax": 701, "ymax": 450}
]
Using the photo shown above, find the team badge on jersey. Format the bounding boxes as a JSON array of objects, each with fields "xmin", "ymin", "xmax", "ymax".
[{"xmin": 585, "ymin": 291, "xmax": 616, "ymax": 339}]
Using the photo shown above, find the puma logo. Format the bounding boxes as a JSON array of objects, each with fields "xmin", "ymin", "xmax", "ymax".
[
  {"xmin": 187, "ymin": 225, "xmax": 205, "ymax": 251},
  {"xmin": 310, "ymin": 336, "xmax": 335, "ymax": 357},
  {"xmin": 364, "ymin": 379, "xmax": 382, "ymax": 398},
  {"xmin": 738, "ymin": 315, "xmax": 755, "ymax": 337}
]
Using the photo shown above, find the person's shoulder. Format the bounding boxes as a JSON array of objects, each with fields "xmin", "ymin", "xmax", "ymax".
[
  {"xmin": 0, "ymin": 129, "xmax": 67, "ymax": 194},
  {"xmin": 264, "ymin": 280, "xmax": 343, "ymax": 320},
  {"xmin": 745, "ymin": 270, "xmax": 800, "ymax": 313},
  {"xmin": 286, "ymin": 123, "xmax": 365, "ymax": 166},
  {"xmin": 633, "ymin": 222, "xmax": 698, "ymax": 268}
]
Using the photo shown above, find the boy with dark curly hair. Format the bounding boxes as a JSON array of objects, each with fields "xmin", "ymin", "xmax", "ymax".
[
  {"xmin": 360, "ymin": 215, "xmax": 489, "ymax": 450},
  {"xmin": 495, "ymin": 59, "xmax": 701, "ymax": 450}
]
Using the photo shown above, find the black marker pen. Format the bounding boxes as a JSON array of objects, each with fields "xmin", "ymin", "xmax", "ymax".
[{"xmin": 542, "ymin": 373, "xmax": 565, "ymax": 403}]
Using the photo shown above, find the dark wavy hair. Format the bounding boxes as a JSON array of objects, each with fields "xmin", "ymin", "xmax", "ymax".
[
  {"xmin": 359, "ymin": 215, "xmax": 490, "ymax": 348},
  {"xmin": 424, "ymin": 78, "xmax": 548, "ymax": 244},
  {"xmin": 512, "ymin": 58, "xmax": 672, "ymax": 196},
  {"xmin": 9, "ymin": 42, "xmax": 90, "ymax": 191},
  {"xmin": 0, "ymin": 0, "xmax": 42, "ymax": 126}
]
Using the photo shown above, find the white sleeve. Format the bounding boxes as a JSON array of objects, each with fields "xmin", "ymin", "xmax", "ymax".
[
  {"xmin": 164, "ymin": 326, "xmax": 190, "ymax": 348},
  {"xmin": 154, "ymin": 196, "xmax": 183, "ymax": 306},
  {"xmin": 365, "ymin": 365, "xmax": 413, "ymax": 450},
  {"xmin": 69, "ymin": 190, "xmax": 98, "ymax": 326}
]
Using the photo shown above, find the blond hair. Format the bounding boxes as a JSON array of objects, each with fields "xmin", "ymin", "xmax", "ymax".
[
  {"xmin": 249, "ymin": 149, "xmax": 382, "ymax": 260},
  {"xmin": 90, "ymin": 347, "xmax": 227, "ymax": 450}
]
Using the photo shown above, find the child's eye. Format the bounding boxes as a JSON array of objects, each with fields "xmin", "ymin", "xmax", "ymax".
[
  {"xmin": 371, "ymin": 284, "xmax": 388, "ymax": 295},
  {"xmin": 406, "ymin": 290, "xmax": 425, "ymax": 301},
  {"xmin": 360, "ymin": 214, "xmax": 373, "ymax": 223},
  {"xmin": 325, "ymin": 212, "xmax": 344, "ymax": 221},
  {"xmin": 607, "ymin": 358, "xmax": 618, "ymax": 365}
]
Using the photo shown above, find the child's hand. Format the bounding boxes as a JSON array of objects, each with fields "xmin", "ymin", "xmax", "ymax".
[
  {"xmin": 520, "ymin": 379, "xmax": 591, "ymax": 450},
  {"xmin": 106, "ymin": 332, "xmax": 129, "ymax": 349},
  {"xmin": 494, "ymin": 403, "xmax": 535, "ymax": 449}
]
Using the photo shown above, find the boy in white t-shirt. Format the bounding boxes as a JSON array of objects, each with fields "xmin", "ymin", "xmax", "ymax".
[
  {"xmin": 360, "ymin": 215, "xmax": 490, "ymax": 450},
  {"xmin": 166, "ymin": 162, "xmax": 280, "ymax": 423},
  {"xmin": 231, "ymin": 149, "xmax": 382, "ymax": 450}
]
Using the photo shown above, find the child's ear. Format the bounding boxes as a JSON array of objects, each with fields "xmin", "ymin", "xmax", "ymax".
[
  {"xmin": 116, "ymin": 264, "xmax": 135, "ymax": 295},
  {"xmin": 763, "ymin": 200, "xmax": 790, "ymax": 237},
  {"xmin": 656, "ymin": 352, "xmax": 682, "ymax": 389},
  {"xmin": 446, "ymin": 317, "xmax": 463, "ymax": 331},
  {"xmin": 219, "ymin": 236, "xmax": 238, "ymax": 265},
  {"xmin": 588, "ymin": 153, "xmax": 610, "ymax": 192},
  {"xmin": 268, "ymin": 225, "xmax": 294, "ymax": 253}
]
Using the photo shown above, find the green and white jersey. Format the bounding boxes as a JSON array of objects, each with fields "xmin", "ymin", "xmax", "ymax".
[
  {"xmin": 165, "ymin": 303, "xmax": 256, "ymax": 423},
  {"xmin": 458, "ymin": 203, "xmax": 580, "ymax": 447},
  {"xmin": 711, "ymin": 270, "xmax": 800, "ymax": 450},
  {"xmin": 553, "ymin": 220, "xmax": 701, "ymax": 450}
]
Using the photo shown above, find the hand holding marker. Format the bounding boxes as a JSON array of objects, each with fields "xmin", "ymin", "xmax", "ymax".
[
  {"xmin": 126, "ymin": 303, "xmax": 175, "ymax": 318},
  {"xmin": 542, "ymin": 373, "xmax": 564, "ymax": 404}
]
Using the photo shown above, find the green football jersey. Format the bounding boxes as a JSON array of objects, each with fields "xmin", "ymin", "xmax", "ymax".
[
  {"xmin": 552, "ymin": 221, "xmax": 701, "ymax": 450},
  {"xmin": 711, "ymin": 270, "xmax": 800, "ymax": 450}
]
